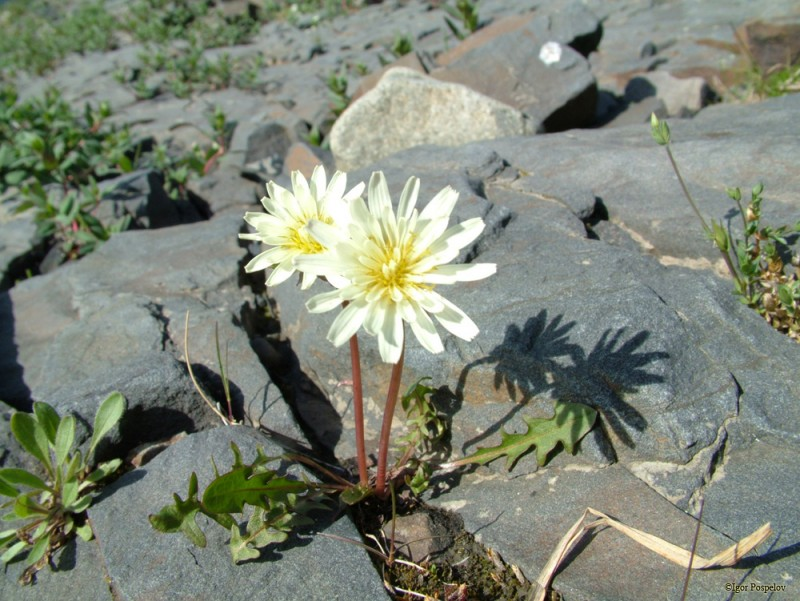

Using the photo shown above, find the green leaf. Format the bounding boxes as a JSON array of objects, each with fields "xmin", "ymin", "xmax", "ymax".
[
  {"xmin": 23, "ymin": 534, "xmax": 49, "ymax": 568},
  {"xmin": 13, "ymin": 494, "xmax": 47, "ymax": 518},
  {"xmin": 0, "ymin": 469, "xmax": 48, "ymax": 492},
  {"xmin": 54, "ymin": 415, "xmax": 76, "ymax": 467},
  {"xmin": 0, "ymin": 477, "xmax": 19, "ymax": 498},
  {"xmin": 85, "ymin": 458, "xmax": 122, "ymax": 484},
  {"xmin": 450, "ymin": 401, "xmax": 598, "ymax": 470},
  {"xmin": 778, "ymin": 284, "xmax": 795, "ymax": 309},
  {"xmin": 33, "ymin": 402, "xmax": 60, "ymax": 445},
  {"xmin": 62, "ymin": 479, "xmax": 79, "ymax": 509},
  {"xmin": 148, "ymin": 473, "xmax": 208, "ymax": 548},
  {"xmin": 88, "ymin": 392, "xmax": 126, "ymax": 458},
  {"xmin": 65, "ymin": 493, "xmax": 92, "ymax": 514},
  {"xmin": 229, "ymin": 524, "xmax": 261, "ymax": 563},
  {"xmin": 76, "ymin": 522, "xmax": 94, "ymax": 542},
  {"xmin": 1, "ymin": 540, "xmax": 28, "ymax": 564},
  {"xmin": 202, "ymin": 467, "xmax": 306, "ymax": 514},
  {"xmin": 64, "ymin": 451, "xmax": 84, "ymax": 482},
  {"xmin": 10, "ymin": 412, "xmax": 52, "ymax": 474},
  {"xmin": 0, "ymin": 529, "xmax": 18, "ymax": 548},
  {"xmin": 340, "ymin": 483, "xmax": 372, "ymax": 505}
]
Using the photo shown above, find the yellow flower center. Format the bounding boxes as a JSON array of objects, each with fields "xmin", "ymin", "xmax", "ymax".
[
  {"xmin": 367, "ymin": 238, "xmax": 423, "ymax": 301},
  {"xmin": 288, "ymin": 214, "xmax": 333, "ymax": 255}
]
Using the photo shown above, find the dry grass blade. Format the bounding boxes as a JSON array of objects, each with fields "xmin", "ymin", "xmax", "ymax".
[
  {"xmin": 183, "ymin": 311, "xmax": 230, "ymax": 425},
  {"xmin": 529, "ymin": 507, "xmax": 773, "ymax": 601}
]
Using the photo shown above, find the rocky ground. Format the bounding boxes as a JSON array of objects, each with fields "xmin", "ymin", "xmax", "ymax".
[{"xmin": 1, "ymin": 0, "xmax": 800, "ymax": 599}]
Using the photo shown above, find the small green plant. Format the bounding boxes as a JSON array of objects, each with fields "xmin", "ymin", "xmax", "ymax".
[
  {"xmin": 0, "ymin": 87, "xmax": 133, "ymax": 193},
  {"xmin": 390, "ymin": 33, "xmax": 414, "ymax": 58},
  {"xmin": 443, "ymin": 0, "xmax": 481, "ymax": 40},
  {"xmin": 326, "ymin": 68, "xmax": 351, "ymax": 117},
  {"xmin": 0, "ymin": 392, "xmax": 126, "ymax": 584},
  {"xmin": 17, "ymin": 178, "xmax": 132, "ymax": 261},
  {"xmin": 394, "ymin": 378, "xmax": 447, "ymax": 495},
  {"xmin": 149, "ymin": 442, "xmax": 332, "ymax": 563},
  {"xmin": 724, "ymin": 27, "xmax": 800, "ymax": 102},
  {"xmin": 651, "ymin": 113, "xmax": 800, "ymax": 341}
]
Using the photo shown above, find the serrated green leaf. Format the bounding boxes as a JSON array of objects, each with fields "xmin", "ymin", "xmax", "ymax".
[
  {"xmin": 0, "ymin": 468, "xmax": 48, "ymax": 492},
  {"xmin": 55, "ymin": 415, "xmax": 76, "ymax": 467},
  {"xmin": 148, "ymin": 473, "xmax": 208, "ymax": 548},
  {"xmin": 88, "ymin": 392, "xmax": 126, "ymax": 458},
  {"xmin": 230, "ymin": 525, "xmax": 261, "ymax": 564},
  {"xmin": 202, "ymin": 466, "xmax": 306, "ymax": 514},
  {"xmin": 450, "ymin": 401, "xmax": 598, "ymax": 470},
  {"xmin": 32, "ymin": 402, "xmax": 60, "ymax": 445},
  {"xmin": 10, "ymin": 412, "xmax": 52, "ymax": 474},
  {"xmin": 149, "ymin": 501, "xmax": 207, "ymax": 548}
]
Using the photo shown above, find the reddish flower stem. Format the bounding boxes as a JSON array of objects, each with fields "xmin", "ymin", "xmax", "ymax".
[
  {"xmin": 349, "ymin": 334, "xmax": 368, "ymax": 486},
  {"xmin": 375, "ymin": 344, "xmax": 405, "ymax": 498}
]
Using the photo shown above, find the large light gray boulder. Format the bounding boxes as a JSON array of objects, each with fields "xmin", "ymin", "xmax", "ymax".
[{"xmin": 329, "ymin": 67, "xmax": 537, "ymax": 171}]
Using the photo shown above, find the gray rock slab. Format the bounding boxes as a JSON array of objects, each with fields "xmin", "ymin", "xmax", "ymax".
[
  {"xmin": 432, "ymin": 2, "xmax": 599, "ymax": 131},
  {"xmin": 0, "ymin": 212, "xmax": 300, "ymax": 456},
  {"xmin": 0, "ymin": 536, "xmax": 112, "ymax": 601},
  {"xmin": 0, "ymin": 195, "xmax": 39, "ymax": 291},
  {"xmin": 425, "ymin": 462, "xmax": 770, "ymax": 601},
  {"xmin": 89, "ymin": 426, "xmax": 389, "ymax": 601},
  {"xmin": 330, "ymin": 67, "xmax": 536, "ymax": 171}
]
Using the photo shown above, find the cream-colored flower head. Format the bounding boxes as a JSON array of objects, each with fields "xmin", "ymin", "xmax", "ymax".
[
  {"xmin": 239, "ymin": 165, "xmax": 365, "ymax": 289},
  {"xmin": 295, "ymin": 171, "xmax": 496, "ymax": 363}
]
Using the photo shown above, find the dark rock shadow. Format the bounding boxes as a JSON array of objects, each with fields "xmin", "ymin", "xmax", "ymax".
[
  {"xmin": 0, "ymin": 291, "xmax": 32, "ymax": 411},
  {"xmin": 455, "ymin": 309, "xmax": 667, "ymax": 462},
  {"xmin": 190, "ymin": 363, "xmax": 246, "ymax": 423}
]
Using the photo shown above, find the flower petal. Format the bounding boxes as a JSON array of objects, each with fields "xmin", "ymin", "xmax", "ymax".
[
  {"xmin": 328, "ymin": 302, "xmax": 369, "ymax": 347},
  {"xmin": 420, "ymin": 263, "xmax": 497, "ymax": 284},
  {"xmin": 307, "ymin": 289, "xmax": 346, "ymax": 313},
  {"xmin": 368, "ymin": 171, "xmax": 392, "ymax": 217},
  {"xmin": 397, "ymin": 176, "xmax": 419, "ymax": 222},
  {"xmin": 409, "ymin": 304, "xmax": 443, "ymax": 354},
  {"xmin": 433, "ymin": 295, "xmax": 480, "ymax": 341}
]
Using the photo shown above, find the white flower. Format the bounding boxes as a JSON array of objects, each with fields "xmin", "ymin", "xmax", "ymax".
[
  {"xmin": 239, "ymin": 165, "xmax": 364, "ymax": 289},
  {"xmin": 295, "ymin": 171, "xmax": 496, "ymax": 364},
  {"xmin": 539, "ymin": 41, "xmax": 562, "ymax": 66}
]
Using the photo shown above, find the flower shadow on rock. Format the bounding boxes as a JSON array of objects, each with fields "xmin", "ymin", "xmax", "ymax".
[{"xmin": 455, "ymin": 309, "xmax": 669, "ymax": 463}]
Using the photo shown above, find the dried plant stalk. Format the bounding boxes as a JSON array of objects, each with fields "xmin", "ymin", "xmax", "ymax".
[{"xmin": 529, "ymin": 507, "xmax": 772, "ymax": 601}]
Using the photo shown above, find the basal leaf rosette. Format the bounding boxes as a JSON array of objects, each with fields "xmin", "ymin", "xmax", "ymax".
[
  {"xmin": 239, "ymin": 165, "xmax": 365, "ymax": 289},
  {"xmin": 295, "ymin": 171, "xmax": 496, "ymax": 363}
]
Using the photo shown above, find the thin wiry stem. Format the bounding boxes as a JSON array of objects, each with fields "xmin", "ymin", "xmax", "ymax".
[
  {"xmin": 349, "ymin": 333, "xmax": 369, "ymax": 486},
  {"xmin": 375, "ymin": 342, "xmax": 405, "ymax": 498},
  {"xmin": 664, "ymin": 144, "xmax": 710, "ymax": 234}
]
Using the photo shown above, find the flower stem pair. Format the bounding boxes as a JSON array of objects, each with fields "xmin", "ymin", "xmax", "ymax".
[{"xmin": 349, "ymin": 329, "xmax": 405, "ymax": 499}]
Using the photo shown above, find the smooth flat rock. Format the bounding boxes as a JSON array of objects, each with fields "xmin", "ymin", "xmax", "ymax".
[{"xmin": 89, "ymin": 426, "xmax": 389, "ymax": 601}]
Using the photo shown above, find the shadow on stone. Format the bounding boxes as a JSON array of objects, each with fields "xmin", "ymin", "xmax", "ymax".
[
  {"xmin": 0, "ymin": 291, "xmax": 32, "ymax": 411},
  {"xmin": 455, "ymin": 310, "xmax": 667, "ymax": 462},
  {"xmin": 191, "ymin": 363, "xmax": 246, "ymax": 423}
]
